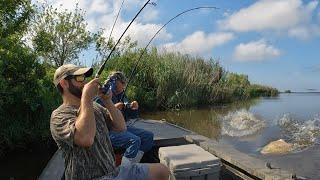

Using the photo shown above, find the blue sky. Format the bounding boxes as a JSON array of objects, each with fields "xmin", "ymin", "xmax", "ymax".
[{"xmin": 40, "ymin": 0, "xmax": 320, "ymax": 91}]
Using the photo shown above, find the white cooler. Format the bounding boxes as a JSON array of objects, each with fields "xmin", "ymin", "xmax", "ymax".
[{"xmin": 159, "ymin": 144, "xmax": 221, "ymax": 180}]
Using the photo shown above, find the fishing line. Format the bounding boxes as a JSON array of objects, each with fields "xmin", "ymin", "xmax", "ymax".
[
  {"xmin": 106, "ymin": 0, "xmax": 125, "ymax": 51},
  {"xmin": 95, "ymin": 0, "xmax": 153, "ymax": 78},
  {"xmin": 96, "ymin": 0, "xmax": 124, "ymax": 68},
  {"xmin": 91, "ymin": 0, "xmax": 125, "ymax": 67},
  {"xmin": 122, "ymin": 6, "xmax": 219, "ymax": 101}
]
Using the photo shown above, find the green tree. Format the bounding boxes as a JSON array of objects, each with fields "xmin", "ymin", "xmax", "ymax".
[
  {"xmin": 94, "ymin": 33, "xmax": 138, "ymax": 67},
  {"xmin": 32, "ymin": 4, "xmax": 94, "ymax": 67},
  {"xmin": 0, "ymin": 0, "xmax": 33, "ymax": 38},
  {"xmin": 0, "ymin": 0, "xmax": 53, "ymax": 153}
]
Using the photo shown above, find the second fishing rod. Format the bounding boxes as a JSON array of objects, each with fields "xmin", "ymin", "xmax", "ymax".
[
  {"xmin": 119, "ymin": 6, "xmax": 219, "ymax": 102},
  {"xmin": 99, "ymin": 3, "xmax": 219, "ymax": 103}
]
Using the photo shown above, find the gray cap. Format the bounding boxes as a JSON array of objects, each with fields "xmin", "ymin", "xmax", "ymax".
[
  {"xmin": 53, "ymin": 64, "xmax": 93, "ymax": 86},
  {"xmin": 106, "ymin": 71, "xmax": 127, "ymax": 84}
]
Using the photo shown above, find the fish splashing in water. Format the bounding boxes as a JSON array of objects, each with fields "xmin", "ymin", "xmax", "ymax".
[
  {"xmin": 260, "ymin": 139, "xmax": 293, "ymax": 155},
  {"xmin": 221, "ymin": 110, "xmax": 266, "ymax": 137},
  {"xmin": 278, "ymin": 113, "xmax": 320, "ymax": 152}
]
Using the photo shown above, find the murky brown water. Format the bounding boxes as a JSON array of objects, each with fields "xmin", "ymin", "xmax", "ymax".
[{"xmin": 142, "ymin": 93, "xmax": 320, "ymax": 179}]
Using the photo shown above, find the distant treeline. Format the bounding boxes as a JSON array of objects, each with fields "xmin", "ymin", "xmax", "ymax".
[{"xmin": 0, "ymin": 1, "xmax": 278, "ymax": 155}]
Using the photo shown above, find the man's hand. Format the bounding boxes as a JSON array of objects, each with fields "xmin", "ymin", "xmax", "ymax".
[
  {"xmin": 82, "ymin": 78, "xmax": 100, "ymax": 100},
  {"xmin": 130, "ymin": 101, "xmax": 139, "ymax": 110},
  {"xmin": 114, "ymin": 102, "xmax": 125, "ymax": 110},
  {"xmin": 98, "ymin": 88, "xmax": 113, "ymax": 106}
]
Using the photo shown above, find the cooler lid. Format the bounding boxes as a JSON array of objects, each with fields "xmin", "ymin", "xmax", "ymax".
[{"xmin": 159, "ymin": 144, "xmax": 221, "ymax": 172}]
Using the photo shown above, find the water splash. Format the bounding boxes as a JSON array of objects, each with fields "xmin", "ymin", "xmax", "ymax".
[
  {"xmin": 278, "ymin": 113, "xmax": 320, "ymax": 151},
  {"xmin": 221, "ymin": 110, "xmax": 266, "ymax": 137}
]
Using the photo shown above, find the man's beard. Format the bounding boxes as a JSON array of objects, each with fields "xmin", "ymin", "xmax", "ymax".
[{"xmin": 68, "ymin": 80, "xmax": 82, "ymax": 99}]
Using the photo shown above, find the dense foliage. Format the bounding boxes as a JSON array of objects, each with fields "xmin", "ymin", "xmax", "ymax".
[
  {"xmin": 99, "ymin": 49, "xmax": 278, "ymax": 110},
  {"xmin": 31, "ymin": 4, "xmax": 94, "ymax": 67},
  {"xmin": 0, "ymin": 0, "xmax": 60, "ymax": 154},
  {"xmin": 0, "ymin": 0, "xmax": 278, "ymax": 155}
]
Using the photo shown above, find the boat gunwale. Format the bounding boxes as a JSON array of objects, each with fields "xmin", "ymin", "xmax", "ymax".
[{"xmin": 39, "ymin": 119, "xmax": 295, "ymax": 180}]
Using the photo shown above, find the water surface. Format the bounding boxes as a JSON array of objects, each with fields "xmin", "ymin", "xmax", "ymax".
[{"xmin": 142, "ymin": 93, "xmax": 320, "ymax": 179}]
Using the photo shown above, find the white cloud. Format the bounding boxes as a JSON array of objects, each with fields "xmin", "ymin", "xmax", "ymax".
[
  {"xmin": 123, "ymin": 22, "xmax": 172, "ymax": 46},
  {"xmin": 289, "ymin": 25, "xmax": 320, "ymax": 40},
  {"xmin": 288, "ymin": 26, "xmax": 310, "ymax": 40},
  {"xmin": 234, "ymin": 39, "xmax": 281, "ymax": 62},
  {"xmin": 87, "ymin": 17, "xmax": 98, "ymax": 32},
  {"xmin": 37, "ymin": 0, "xmax": 172, "ymax": 46},
  {"xmin": 100, "ymin": 17, "xmax": 172, "ymax": 47},
  {"xmin": 49, "ymin": 0, "xmax": 142, "ymax": 14},
  {"xmin": 141, "ymin": 8, "xmax": 159, "ymax": 22},
  {"xmin": 51, "ymin": 0, "xmax": 89, "ymax": 12},
  {"xmin": 88, "ymin": 0, "xmax": 112, "ymax": 14},
  {"xmin": 123, "ymin": 0, "xmax": 145, "ymax": 11},
  {"xmin": 162, "ymin": 31, "xmax": 234, "ymax": 55},
  {"xmin": 219, "ymin": 0, "xmax": 319, "ymax": 39}
]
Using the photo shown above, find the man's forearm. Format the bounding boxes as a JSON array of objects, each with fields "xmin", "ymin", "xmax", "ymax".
[
  {"xmin": 74, "ymin": 97, "xmax": 96, "ymax": 147},
  {"xmin": 105, "ymin": 100, "xmax": 126, "ymax": 131}
]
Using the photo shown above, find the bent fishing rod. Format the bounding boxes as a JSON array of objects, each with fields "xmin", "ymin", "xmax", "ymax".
[
  {"xmin": 121, "ymin": 6, "xmax": 219, "ymax": 102},
  {"xmin": 95, "ymin": 0, "xmax": 153, "ymax": 78}
]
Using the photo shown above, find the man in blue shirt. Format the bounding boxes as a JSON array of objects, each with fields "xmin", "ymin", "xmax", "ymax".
[{"xmin": 95, "ymin": 71, "xmax": 155, "ymax": 165}]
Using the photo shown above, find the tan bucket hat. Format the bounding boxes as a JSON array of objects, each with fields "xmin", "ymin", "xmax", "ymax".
[{"xmin": 53, "ymin": 64, "xmax": 93, "ymax": 86}]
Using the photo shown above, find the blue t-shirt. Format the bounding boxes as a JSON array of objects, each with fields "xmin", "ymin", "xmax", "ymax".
[{"xmin": 94, "ymin": 91, "xmax": 138, "ymax": 121}]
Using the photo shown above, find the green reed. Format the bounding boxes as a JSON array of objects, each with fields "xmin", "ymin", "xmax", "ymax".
[{"xmin": 99, "ymin": 48, "xmax": 278, "ymax": 110}]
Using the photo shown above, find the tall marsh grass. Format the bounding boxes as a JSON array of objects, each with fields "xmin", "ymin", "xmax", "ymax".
[{"xmin": 98, "ymin": 48, "xmax": 278, "ymax": 110}]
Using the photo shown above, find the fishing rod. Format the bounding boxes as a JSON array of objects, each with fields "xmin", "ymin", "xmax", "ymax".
[
  {"xmin": 106, "ymin": 0, "xmax": 125, "ymax": 51},
  {"xmin": 95, "ymin": 0, "xmax": 153, "ymax": 78},
  {"xmin": 121, "ymin": 6, "xmax": 219, "ymax": 102},
  {"xmin": 95, "ymin": 0, "xmax": 124, "ymax": 67}
]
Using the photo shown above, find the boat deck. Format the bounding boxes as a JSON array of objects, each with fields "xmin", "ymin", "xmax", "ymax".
[
  {"xmin": 133, "ymin": 119, "xmax": 193, "ymax": 146},
  {"xmin": 38, "ymin": 119, "xmax": 193, "ymax": 180},
  {"xmin": 39, "ymin": 119, "xmax": 294, "ymax": 180}
]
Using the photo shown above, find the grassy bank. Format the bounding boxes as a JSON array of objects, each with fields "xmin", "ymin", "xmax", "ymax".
[{"xmin": 99, "ymin": 48, "xmax": 279, "ymax": 110}]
